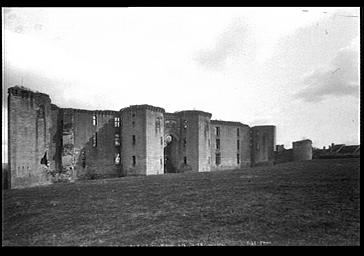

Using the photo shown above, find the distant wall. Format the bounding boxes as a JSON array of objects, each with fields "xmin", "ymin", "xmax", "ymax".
[
  {"xmin": 274, "ymin": 149, "xmax": 293, "ymax": 164},
  {"xmin": 210, "ymin": 121, "xmax": 250, "ymax": 171},
  {"xmin": 251, "ymin": 126, "xmax": 276, "ymax": 166}
]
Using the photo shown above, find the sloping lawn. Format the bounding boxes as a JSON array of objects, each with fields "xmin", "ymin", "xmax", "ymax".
[{"xmin": 2, "ymin": 158, "xmax": 360, "ymax": 246}]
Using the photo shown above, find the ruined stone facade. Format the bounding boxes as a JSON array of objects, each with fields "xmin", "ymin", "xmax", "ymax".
[
  {"xmin": 7, "ymin": 86, "xmax": 276, "ymax": 189},
  {"xmin": 274, "ymin": 139, "xmax": 313, "ymax": 163}
]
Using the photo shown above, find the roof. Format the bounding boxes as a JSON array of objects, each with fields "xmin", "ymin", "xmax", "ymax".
[
  {"xmin": 330, "ymin": 144, "xmax": 345, "ymax": 153},
  {"xmin": 338, "ymin": 145, "xmax": 360, "ymax": 154}
]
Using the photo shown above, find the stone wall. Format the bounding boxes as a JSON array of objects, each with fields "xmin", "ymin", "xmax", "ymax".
[
  {"xmin": 8, "ymin": 85, "xmax": 279, "ymax": 189},
  {"xmin": 70, "ymin": 109, "xmax": 120, "ymax": 179},
  {"xmin": 120, "ymin": 106, "xmax": 147, "ymax": 176},
  {"xmin": 198, "ymin": 114, "xmax": 211, "ymax": 172},
  {"xmin": 292, "ymin": 139, "xmax": 312, "ymax": 161},
  {"xmin": 8, "ymin": 87, "xmax": 53, "ymax": 189},
  {"xmin": 251, "ymin": 125, "xmax": 276, "ymax": 166},
  {"xmin": 145, "ymin": 108, "xmax": 165, "ymax": 175},
  {"xmin": 164, "ymin": 113, "xmax": 182, "ymax": 173},
  {"xmin": 175, "ymin": 110, "xmax": 212, "ymax": 172},
  {"xmin": 49, "ymin": 104, "xmax": 62, "ymax": 174},
  {"xmin": 210, "ymin": 121, "xmax": 250, "ymax": 171}
]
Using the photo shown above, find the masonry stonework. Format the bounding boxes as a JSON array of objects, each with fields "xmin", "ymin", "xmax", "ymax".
[
  {"xmin": 210, "ymin": 121, "xmax": 251, "ymax": 171},
  {"xmin": 251, "ymin": 126, "xmax": 276, "ymax": 166},
  {"xmin": 8, "ymin": 87, "xmax": 53, "ymax": 189},
  {"xmin": 293, "ymin": 139, "xmax": 313, "ymax": 161},
  {"xmin": 8, "ymin": 86, "xmax": 278, "ymax": 189}
]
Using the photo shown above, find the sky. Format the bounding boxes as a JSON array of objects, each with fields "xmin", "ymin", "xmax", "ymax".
[{"xmin": 2, "ymin": 7, "xmax": 360, "ymax": 161}]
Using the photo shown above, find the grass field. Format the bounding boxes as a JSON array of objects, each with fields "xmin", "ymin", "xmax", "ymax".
[{"xmin": 2, "ymin": 158, "xmax": 360, "ymax": 246}]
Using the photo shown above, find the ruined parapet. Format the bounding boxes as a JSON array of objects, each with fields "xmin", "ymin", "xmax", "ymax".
[
  {"xmin": 8, "ymin": 86, "xmax": 54, "ymax": 188},
  {"xmin": 120, "ymin": 105, "xmax": 165, "ymax": 176},
  {"xmin": 292, "ymin": 139, "xmax": 312, "ymax": 161},
  {"xmin": 174, "ymin": 110, "xmax": 212, "ymax": 172},
  {"xmin": 210, "ymin": 120, "xmax": 250, "ymax": 171},
  {"xmin": 251, "ymin": 125, "xmax": 276, "ymax": 166}
]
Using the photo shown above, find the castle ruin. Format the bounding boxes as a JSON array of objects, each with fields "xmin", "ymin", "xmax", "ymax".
[{"xmin": 7, "ymin": 86, "xmax": 276, "ymax": 189}]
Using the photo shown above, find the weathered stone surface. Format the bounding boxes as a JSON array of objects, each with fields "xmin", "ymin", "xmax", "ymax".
[{"xmin": 7, "ymin": 86, "xmax": 277, "ymax": 189}]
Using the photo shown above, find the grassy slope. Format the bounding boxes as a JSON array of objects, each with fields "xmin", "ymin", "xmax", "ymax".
[{"xmin": 2, "ymin": 158, "xmax": 360, "ymax": 246}]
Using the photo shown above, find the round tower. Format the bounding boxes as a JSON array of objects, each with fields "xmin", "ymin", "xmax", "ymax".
[
  {"xmin": 120, "ymin": 104, "xmax": 165, "ymax": 176},
  {"xmin": 292, "ymin": 139, "xmax": 312, "ymax": 161}
]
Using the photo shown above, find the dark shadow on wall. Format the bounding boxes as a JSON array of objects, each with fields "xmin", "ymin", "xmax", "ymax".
[
  {"xmin": 51, "ymin": 108, "xmax": 63, "ymax": 172},
  {"xmin": 74, "ymin": 117, "xmax": 122, "ymax": 180},
  {"xmin": 164, "ymin": 134, "xmax": 178, "ymax": 173},
  {"xmin": 2, "ymin": 163, "xmax": 9, "ymax": 190},
  {"xmin": 48, "ymin": 111, "xmax": 122, "ymax": 182}
]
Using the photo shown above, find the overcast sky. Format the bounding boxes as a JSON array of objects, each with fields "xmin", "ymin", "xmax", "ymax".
[{"xmin": 2, "ymin": 7, "xmax": 360, "ymax": 161}]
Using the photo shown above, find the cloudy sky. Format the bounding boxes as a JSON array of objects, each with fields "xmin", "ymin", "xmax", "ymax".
[{"xmin": 2, "ymin": 7, "xmax": 360, "ymax": 161}]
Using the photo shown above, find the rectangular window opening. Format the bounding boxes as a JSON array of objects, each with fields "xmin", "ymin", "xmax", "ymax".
[
  {"xmin": 184, "ymin": 156, "xmax": 187, "ymax": 165},
  {"xmin": 92, "ymin": 114, "xmax": 97, "ymax": 126},
  {"xmin": 216, "ymin": 127, "xmax": 220, "ymax": 137},
  {"xmin": 132, "ymin": 156, "xmax": 136, "ymax": 166},
  {"xmin": 237, "ymin": 154, "xmax": 240, "ymax": 164},
  {"xmin": 237, "ymin": 128, "xmax": 240, "ymax": 137},
  {"xmin": 132, "ymin": 135, "xmax": 136, "ymax": 145},
  {"xmin": 237, "ymin": 140, "xmax": 240, "ymax": 150},
  {"xmin": 215, "ymin": 153, "xmax": 221, "ymax": 166},
  {"xmin": 216, "ymin": 139, "xmax": 220, "ymax": 150},
  {"xmin": 114, "ymin": 117, "xmax": 120, "ymax": 127}
]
